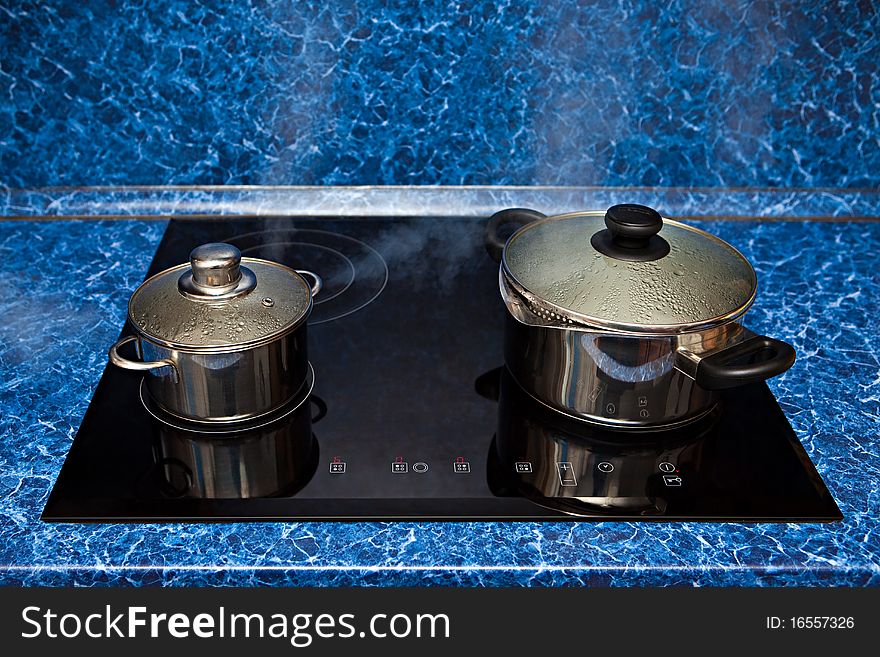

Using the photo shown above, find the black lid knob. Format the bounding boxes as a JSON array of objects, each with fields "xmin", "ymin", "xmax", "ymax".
[
  {"xmin": 605, "ymin": 204, "xmax": 663, "ymax": 248},
  {"xmin": 591, "ymin": 204, "xmax": 670, "ymax": 262}
]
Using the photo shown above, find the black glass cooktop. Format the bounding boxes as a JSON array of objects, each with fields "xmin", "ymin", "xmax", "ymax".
[{"xmin": 43, "ymin": 217, "xmax": 842, "ymax": 522}]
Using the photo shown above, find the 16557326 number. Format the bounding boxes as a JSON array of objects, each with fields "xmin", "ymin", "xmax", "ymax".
[{"xmin": 792, "ymin": 617, "xmax": 854, "ymax": 630}]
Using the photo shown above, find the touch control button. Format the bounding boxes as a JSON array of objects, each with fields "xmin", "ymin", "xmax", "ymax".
[
  {"xmin": 392, "ymin": 461, "xmax": 408, "ymax": 473},
  {"xmin": 413, "ymin": 462, "xmax": 429, "ymax": 473},
  {"xmin": 515, "ymin": 462, "xmax": 533, "ymax": 473},
  {"xmin": 663, "ymin": 474, "xmax": 683, "ymax": 487},
  {"xmin": 329, "ymin": 461, "xmax": 346, "ymax": 474},
  {"xmin": 453, "ymin": 459, "xmax": 471, "ymax": 473},
  {"xmin": 659, "ymin": 462, "xmax": 676, "ymax": 473},
  {"xmin": 556, "ymin": 462, "xmax": 577, "ymax": 486},
  {"xmin": 597, "ymin": 461, "xmax": 614, "ymax": 473}
]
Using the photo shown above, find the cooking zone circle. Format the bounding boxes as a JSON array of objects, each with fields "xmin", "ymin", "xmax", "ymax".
[{"xmin": 224, "ymin": 229, "xmax": 388, "ymax": 325}]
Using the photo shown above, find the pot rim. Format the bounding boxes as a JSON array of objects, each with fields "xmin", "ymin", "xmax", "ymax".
[
  {"xmin": 500, "ymin": 211, "xmax": 758, "ymax": 335},
  {"xmin": 127, "ymin": 256, "xmax": 313, "ymax": 353}
]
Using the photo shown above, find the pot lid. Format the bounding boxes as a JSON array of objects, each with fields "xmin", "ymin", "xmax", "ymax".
[
  {"xmin": 502, "ymin": 205, "xmax": 757, "ymax": 333},
  {"xmin": 128, "ymin": 243, "xmax": 313, "ymax": 350}
]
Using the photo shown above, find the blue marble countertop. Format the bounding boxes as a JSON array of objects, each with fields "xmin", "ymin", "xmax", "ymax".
[
  {"xmin": 0, "ymin": 188, "xmax": 878, "ymax": 587},
  {"xmin": 2, "ymin": 2, "xmax": 878, "ymax": 190}
]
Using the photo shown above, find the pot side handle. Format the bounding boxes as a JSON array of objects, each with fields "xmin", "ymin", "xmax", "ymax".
[
  {"xmin": 692, "ymin": 335, "xmax": 796, "ymax": 391},
  {"xmin": 295, "ymin": 269, "xmax": 323, "ymax": 298},
  {"xmin": 108, "ymin": 335, "xmax": 179, "ymax": 383},
  {"xmin": 485, "ymin": 208, "xmax": 546, "ymax": 263}
]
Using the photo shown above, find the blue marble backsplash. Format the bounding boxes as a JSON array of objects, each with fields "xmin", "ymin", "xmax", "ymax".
[{"xmin": 2, "ymin": 1, "xmax": 878, "ymax": 189}]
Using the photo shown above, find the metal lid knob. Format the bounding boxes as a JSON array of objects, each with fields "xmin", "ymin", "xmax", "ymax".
[
  {"xmin": 190, "ymin": 243, "xmax": 242, "ymax": 290},
  {"xmin": 178, "ymin": 242, "xmax": 257, "ymax": 300}
]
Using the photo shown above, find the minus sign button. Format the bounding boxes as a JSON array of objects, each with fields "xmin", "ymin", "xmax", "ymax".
[{"xmin": 556, "ymin": 462, "xmax": 578, "ymax": 487}]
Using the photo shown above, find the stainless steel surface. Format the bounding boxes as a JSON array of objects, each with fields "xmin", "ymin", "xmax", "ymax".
[
  {"xmin": 191, "ymin": 243, "xmax": 245, "ymax": 289},
  {"xmin": 503, "ymin": 211, "xmax": 757, "ymax": 334},
  {"xmin": 178, "ymin": 242, "xmax": 258, "ymax": 301},
  {"xmin": 149, "ymin": 375, "xmax": 319, "ymax": 499},
  {"xmin": 493, "ymin": 369, "xmax": 713, "ymax": 515},
  {"xmin": 490, "ymin": 206, "xmax": 795, "ymax": 430},
  {"xmin": 294, "ymin": 269, "xmax": 323, "ymax": 298},
  {"xmin": 140, "ymin": 362, "xmax": 316, "ymax": 433},
  {"xmin": 503, "ymin": 313, "xmax": 729, "ymax": 429},
  {"xmin": 129, "ymin": 253, "xmax": 313, "ymax": 351},
  {"xmin": 108, "ymin": 335, "xmax": 178, "ymax": 384},
  {"xmin": 110, "ymin": 242, "xmax": 322, "ymax": 423},
  {"xmin": 138, "ymin": 321, "xmax": 310, "ymax": 424}
]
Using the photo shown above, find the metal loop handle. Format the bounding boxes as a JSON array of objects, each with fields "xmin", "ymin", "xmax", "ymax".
[
  {"xmin": 295, "ymin": 269, "xmax": 323, "ymax": 298},
  {"xmin": 108, "ymin": 335, "xmax": 179, "ymax": 383}
]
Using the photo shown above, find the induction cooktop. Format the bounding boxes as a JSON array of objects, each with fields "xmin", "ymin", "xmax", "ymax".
[{"xmin": 42, "ymin": 216, "xmax": 842, "ymax": 522}]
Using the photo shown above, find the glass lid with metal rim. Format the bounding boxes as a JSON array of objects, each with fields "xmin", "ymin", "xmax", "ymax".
[
  {"xmin": 128, "ymin": 243, "xmax": 314, "ymax": 350},
  {"xmin": 502, "ymin": 204, "xmax": 758, "ymax": 333}
]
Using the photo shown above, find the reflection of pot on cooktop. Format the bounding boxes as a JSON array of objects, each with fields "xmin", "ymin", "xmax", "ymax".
[
  {"xmin": 142, "ymin": 366, "xmax": 324, "ymax": 500},
  {"xmin": 479, "ymin": 367, "xmax": 718, "ymax": 517}
]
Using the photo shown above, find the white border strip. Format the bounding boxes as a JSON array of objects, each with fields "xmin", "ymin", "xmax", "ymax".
[{"xmin": 3, "ymin": 185, "xmax": 879, "ymax": 218}]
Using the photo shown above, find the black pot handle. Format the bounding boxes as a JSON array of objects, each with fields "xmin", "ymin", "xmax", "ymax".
[
  {"xmin": 484, "ymin": 208, "xmax": 546, "ymax": 263},
  {"xmin": 694, "ymin": 335, "xmax": 796, "ymax": 391}
]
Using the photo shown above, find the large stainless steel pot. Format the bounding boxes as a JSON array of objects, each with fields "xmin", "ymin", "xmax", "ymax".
[
  {"xmin": 108, "ymin": 242, "xmax": 322, "ymax": 424},
  {"xmin": 485, "ymin": 204, "xmax": 796, "ymax": 430}
]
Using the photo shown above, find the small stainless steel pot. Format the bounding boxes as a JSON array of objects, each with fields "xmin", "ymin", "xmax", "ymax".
[
  {"xmin": 485, "ymin": 205, "xmax": 796, "ymax": 430},
  {"xmin": 109, "ymin": 242, "xmax": 322, "ymax": 424}
]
